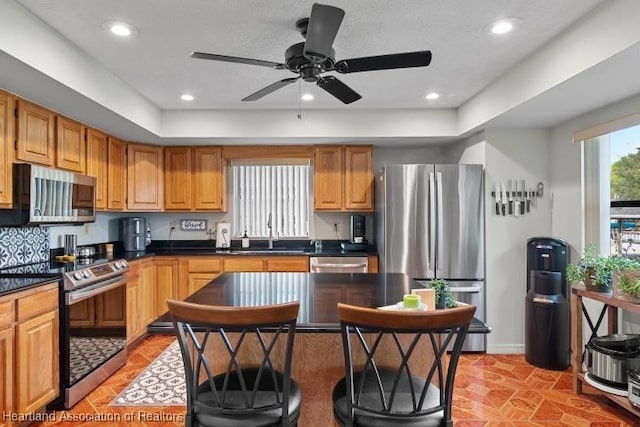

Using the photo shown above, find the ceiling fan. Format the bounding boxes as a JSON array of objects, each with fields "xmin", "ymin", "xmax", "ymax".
[{"xmin": 191, "ymin": 3, "xmax": 432, "ymax": 104}]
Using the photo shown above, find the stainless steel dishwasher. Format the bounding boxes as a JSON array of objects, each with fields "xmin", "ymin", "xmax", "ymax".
[{"xmin": 309, "ymin": 256, "xmax": 369, "ymax": 273}]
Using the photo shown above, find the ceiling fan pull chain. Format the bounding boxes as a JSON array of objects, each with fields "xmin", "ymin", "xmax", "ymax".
[{"xmin": 297, "ymin": 79, "xmax": 303, "ymax": 120}]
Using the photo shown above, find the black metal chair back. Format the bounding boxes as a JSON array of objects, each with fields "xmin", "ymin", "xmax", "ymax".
[
  {"xmin": 333, "ymin": 303, "xmax": 476, "ymax": 427},
  {"xmin": 167, "ymin": 299, "xmax": 301, "ymax": 427}
]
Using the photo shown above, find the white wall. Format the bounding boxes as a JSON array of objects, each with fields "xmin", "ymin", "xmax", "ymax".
[{"xmin": 450, "ymin": 129, "xmax": 553, "ymax": 353}]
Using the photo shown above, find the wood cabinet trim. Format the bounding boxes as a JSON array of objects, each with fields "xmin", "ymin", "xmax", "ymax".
[
  {"xmin": 0, "ymin": 90, "xmax": 14, "ymax": 208},
  {"xmin": 223, "ymin": 145, "xmax": 313, "ymax": 160}
]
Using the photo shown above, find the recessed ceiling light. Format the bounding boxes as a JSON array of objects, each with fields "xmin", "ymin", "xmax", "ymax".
[
  {"xmin": 425, "ymin": 92, "xmax": 440, "ymax": 100},
  {"xmin": 180, "ymin": 94, "xmax": 195, "ymax": 101},
  {"xmin": 486, "ymin": 18, "xmax": 521, "ymax": 35},
  {"xmin": 102, "ymin": 20, "xmax": 138, "ymax": 37},
  {"xmin": 301, "ymin": 93, "xmax": 314, "ymax": 101}
]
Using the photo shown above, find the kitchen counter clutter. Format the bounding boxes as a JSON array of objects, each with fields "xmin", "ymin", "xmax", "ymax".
[{"xmin": 571, "ymin": 284, "xmax": 640, "ymax": 418}]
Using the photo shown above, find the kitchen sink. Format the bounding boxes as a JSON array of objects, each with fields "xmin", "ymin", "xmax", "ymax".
[{"xmin": 229, "ymin": 248, "xmax": 306, "ymax": 254}]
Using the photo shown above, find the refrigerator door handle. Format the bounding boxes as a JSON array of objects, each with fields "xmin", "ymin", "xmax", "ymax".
[
  {"xmin": 429, "ymin": 172, "xmax": 436, "ymax": 272},
  {"xmin": 435, "ymin": 172, "xmax": 444, "ymax": 268},
  {"xmin": 449, "ymin": 286, "xmax": 483, "ymax": 293}
]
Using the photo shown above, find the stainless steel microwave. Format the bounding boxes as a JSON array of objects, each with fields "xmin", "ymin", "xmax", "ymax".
[{"xmin": 0, "ymin": 163, "xmax": 96, "ymax": 226}]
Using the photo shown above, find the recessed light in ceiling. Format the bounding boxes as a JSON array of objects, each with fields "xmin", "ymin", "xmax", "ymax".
[
  {"xmin": 425, "ymin": 92, "xmax": 440, "ymax": 100},
  {"xmin": 102, "ymin": 20, "xmax": 138, "ymax": 37},
  {"xmin": 301, "ymin": 94, "xmax": 314, "ymax": 101},
  {"xmin": 180, "ymin": 94, "xmax": 195, "ymax": 101},
  {"xmin": 486, "ymin": 18, "xmax": 521, "ymax": 35}
]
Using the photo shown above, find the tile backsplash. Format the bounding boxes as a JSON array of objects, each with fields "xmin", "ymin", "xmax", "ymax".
[{"xmin": 0, "ymin": 226, "xmax": 50, "ymax": 268}]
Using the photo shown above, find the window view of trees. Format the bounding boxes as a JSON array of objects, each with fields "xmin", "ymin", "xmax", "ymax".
[{"xmin": 611, "ymin": 149, "xmax": 640, "ymax": 201}]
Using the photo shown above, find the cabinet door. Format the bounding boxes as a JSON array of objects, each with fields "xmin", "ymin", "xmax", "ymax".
[
  {"xmin": 0, "ymin": 327, "xmax": 13, "ymax": 427},
  {"xmin": 194, "ymin": 147, "xmax": 225, "ymax": 211},
  {"xmin": 86, "ymin": 128, "xmax": 108, "ymax": 211},
  {"xmin": 139, "ymin": 260, "xmax": 155, "ymax": 327},
  {"xmin": 16, "ymin": 310, "xmax": 59, "ymax": 413},
  {"xmin": 16, "ymin": 99, "xmax": 54, "ymax": 166},
  {"xmin": 155, "ymin": 258, "xmax": 179, "ymax": 316},
  {"xmin": 344, "ymin": 146, "xmax": 373, "ymax": 211},
  {"xmin": 0, "ymin": 90, "xmax": 14, "ymax": 208},
  {"xmin": 56, "ymin": 116, "xmax": 85, "ymax": 173},
  {"xmin": 128, "ymin": 143, "xmax": 164, "ymax": 211},
  {"xmin": 107, "ymin": 137, "xmax": 127, "ymax": 210},
  {"xmin": 224, "ymin": 257, "xmax": 265, "ymax": 272},
  {"xmin": 126, "ymin": 277, "xmax": 141, "ymax": 344},
  {"xmin": 164, "ymin": 147, "xmax": 192, "ymax": 210},
  {"xmin": 188, "ymin": 273, "xmax": 221, "ymax": 296},
  {"xmin": 95, "ymin": 286, "xmax": 126, "ymax": 327},
  {"xmin": 314, "ymin": 146, "xmax": 343, "ymax": 210},
  {"xmin": 266, "ymin": 256, "xmax": 309, "ymax": 272}
]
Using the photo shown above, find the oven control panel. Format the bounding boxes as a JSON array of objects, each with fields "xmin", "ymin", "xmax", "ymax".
[{"xmin": 63, "ymin": 259, "xmax": 129, "ymax": 291}]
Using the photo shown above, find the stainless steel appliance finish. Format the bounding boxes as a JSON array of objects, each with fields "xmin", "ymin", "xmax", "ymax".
[
  {"xmin": 375, "ymin": 164, "xmax": 485, "ymax": 351},
  {"xmin": 585, "ymin": 337, "xmax": 640, "ymax": 388},
  {"xmin": 310, "ymin": 256, "xmax": 368, "ymax": 273},
  {"xmin": 120, "ymin": 217, "xmax": 149, "ymax": 252},
  {"xmin": 629, "ymin": 370, "xmax": 640, "ymax": 407},
  {"xmin": 58, "ymin": 258, "xmax": 130, "ymax": 409},
  {"xmin": 0, "ymin": 163, "xmax": 96, "ymax": 226}
]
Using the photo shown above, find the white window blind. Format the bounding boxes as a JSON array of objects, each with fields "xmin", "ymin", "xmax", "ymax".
[{"xmin": 232, "ymin": 163, "xmax": 310, "ymax": 238}]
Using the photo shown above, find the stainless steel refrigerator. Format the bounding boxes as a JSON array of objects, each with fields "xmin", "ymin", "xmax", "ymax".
[{"xmin": 375, "ymin": 164, "xmax": 485, "ymax": 351}]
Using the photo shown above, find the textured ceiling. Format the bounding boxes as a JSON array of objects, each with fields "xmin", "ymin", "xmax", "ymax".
[{"xmin": 16, "ymin": 0, "xmax": 604, "ymax": 111}]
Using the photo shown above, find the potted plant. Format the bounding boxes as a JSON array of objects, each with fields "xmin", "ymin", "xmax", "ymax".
[
  {"xmin": 566, "ymin": 243, "xmax": 639, "ymax": 292},
  {"xmin": 429, "ymin": 279, "xmax": 457, "ymax": 309}
]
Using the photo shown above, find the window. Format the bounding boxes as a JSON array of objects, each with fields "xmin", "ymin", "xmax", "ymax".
[{"xmin": 231, "ymin": 162, "xmax": 311, "ymax": 238}]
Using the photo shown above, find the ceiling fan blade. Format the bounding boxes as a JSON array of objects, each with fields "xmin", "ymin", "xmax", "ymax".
[
  {"xmin": 317, "ymin": 76, "xmax": 361, "ymax": 104},
  {"xmin": 335, "ymin": 51, "xmax": 432, "ymax": 73},
  {"xmin": 191, "ymin": 52, "xmax": 285, "ymax": 69},
  {"xmin": 303, "ymin": 3, "xmax": 345, "ymax": 62},
  {"xmin": 242, "ymin": 77, "xmax": 299, "ymax": 102}
]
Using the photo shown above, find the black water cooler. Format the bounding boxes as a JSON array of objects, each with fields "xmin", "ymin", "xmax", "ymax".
[{"xmin": 525, "ymin": 237, "xmax": 570, "ymax": 370}]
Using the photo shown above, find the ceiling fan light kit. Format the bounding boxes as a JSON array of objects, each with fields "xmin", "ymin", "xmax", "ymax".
[{"xmin": 191, "ymin": 3, "xmax": 432, "ymax": 104}]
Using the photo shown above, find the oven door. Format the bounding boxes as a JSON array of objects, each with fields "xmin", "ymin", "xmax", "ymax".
[{"xmin": 59, "ymin": 276, "xmax": 127, "ymax": 408}]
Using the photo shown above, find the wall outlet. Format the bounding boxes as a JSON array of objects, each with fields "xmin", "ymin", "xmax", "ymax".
[{"xmin": 170, "ymin": 220, "xmax": 178, "ymax": 230}]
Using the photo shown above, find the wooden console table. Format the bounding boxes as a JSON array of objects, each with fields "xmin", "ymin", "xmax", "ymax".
[{"xmin": 571, "ymin": 284, "xmax": 640, "ymax": 416}]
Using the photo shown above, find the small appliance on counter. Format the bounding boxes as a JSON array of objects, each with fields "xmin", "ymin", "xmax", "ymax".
[
  {"xmin": 120, "ymin": 217, "xmax": 150, "ymax": 252},
  {"xmin": 215, "ymin": 222, "xmax": 231, "ymax": 248},
  {"xmin": 342, "ymin": 214, "xmax": 369, "ymax": 252},
  {"xmin": 629, "ymin": 369, "xmax": 640, "ymax": 407}
]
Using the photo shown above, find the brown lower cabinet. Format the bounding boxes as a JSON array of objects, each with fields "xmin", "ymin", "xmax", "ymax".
[
  {"xmin": 0, "ymin": 282, "xmax": 59, "ymax": 422},
  {"xmin": 126, "ymin": 258, "xmax": 155, "ymax": 344}
]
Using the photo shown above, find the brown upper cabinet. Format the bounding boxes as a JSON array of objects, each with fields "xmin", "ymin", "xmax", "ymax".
[
  {"xmin": 164, "ymin": 146, "xmax": 226, "ymax": 211},
  {"xmin": 127, "ymin": 143, "xmax": 163, "ymax": 211},
  {"xmin": 107, "ymin": 137, "xmax": 127, "ymax": 211},
  {"xmin": 86, "ymin": 128, "xmax": 108, "ymax": 211},
  {"xmin": 314, "ymin": 145, "xmax": 373, "ymax": 211},
  {"xmin": 55, "ymin": 116, "xmax": 85, "ymax": 173},
  {"xmin": 0, "ymin": 90, "xmax": 14, "ymax": 208},
  {"xmin": 15, "ymin": 98, "xmax": 55, "ymax": 166}
]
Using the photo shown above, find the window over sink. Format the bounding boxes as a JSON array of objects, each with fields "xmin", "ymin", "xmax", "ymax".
[{"xmin": 231, "ymin": 160, "xmax": 311, "ymax": 238}]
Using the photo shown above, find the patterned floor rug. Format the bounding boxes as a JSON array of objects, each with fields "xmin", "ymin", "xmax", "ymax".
[{"xmin": 111, "ymin": 341, "xmax": 186, "ymax": 406}]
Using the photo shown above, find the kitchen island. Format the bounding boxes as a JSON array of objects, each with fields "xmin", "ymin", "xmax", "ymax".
[{"xmin": 150, "ymin": 272, "xmax": 489, "ymax": 425}]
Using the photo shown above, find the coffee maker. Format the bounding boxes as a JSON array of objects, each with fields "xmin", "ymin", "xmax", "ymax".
[
  {"xmin": 350, "ymin": 215, "xmax": 366, "ymax": 243},
  {"xmin": 120, "ymin": 217, "xmax": 150, "ymax": 252}
]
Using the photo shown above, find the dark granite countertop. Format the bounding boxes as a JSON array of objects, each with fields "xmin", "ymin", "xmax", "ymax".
[
  {"xmin": 116, "ymin": 239, "xmax": 377, "ymax": 261},
  {"xmin": 148, "ymin": 272, "xmax": 491, "ymax": 334},
  {"xmin": 0, "ymin": 276, "xmax": 59, "ymax": 297}
]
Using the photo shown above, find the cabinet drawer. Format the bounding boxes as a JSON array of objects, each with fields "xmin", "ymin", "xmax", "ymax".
[
  {"xmin": 17, "ymin": 287, "xmax": 58, "ymax": 322},
  {"xmin": 267, "ymin": 257, "xmax": 309, "ymax": 272},
  {"xmin": 0, "ymin": 300, "xmax": 13, "ymax": 329},
  {"xmin": 189, "ymin": 258, "xmax": 223, "ymax": 272},
  {"xmin": 224, "ymin": 257, "xmax": 265, "ymax": 272}
]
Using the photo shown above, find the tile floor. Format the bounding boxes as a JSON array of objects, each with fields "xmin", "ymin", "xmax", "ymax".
[{"xmin": 30, "ymin": 334, "xmax": 639, "ymax": 426}]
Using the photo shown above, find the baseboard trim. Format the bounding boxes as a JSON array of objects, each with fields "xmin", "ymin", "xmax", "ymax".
[{"xmin": 487, "ymin": 344, "xmax": 524, "ymax": 354}]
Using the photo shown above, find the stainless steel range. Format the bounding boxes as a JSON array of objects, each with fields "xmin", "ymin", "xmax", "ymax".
[
  {"xmin": 0, "ymin": 257, "xmax": 131, "ymax": 408},
  {"xmin": 58, "ymin": 258, "xmax": 130, "ymax": 409}
]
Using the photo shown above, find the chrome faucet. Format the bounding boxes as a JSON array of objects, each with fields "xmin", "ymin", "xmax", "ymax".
[{"xmin": 267, "ymin": 212, "xmax": 273, "ymax": 249}]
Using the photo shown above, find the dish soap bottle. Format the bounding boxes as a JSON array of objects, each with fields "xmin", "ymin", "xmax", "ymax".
[{"xmin": 242, "ymin": 230, "xmax": 250, "ymax": 248}]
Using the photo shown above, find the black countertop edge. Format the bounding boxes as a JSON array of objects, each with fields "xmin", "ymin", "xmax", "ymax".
[
  {"xmin": 0, "ymin": 276, "xmax": 60, "ymax": 297},
  {"xmin": 147, "ymin": 317, "xmax": 491, "ymax": 335},
  {"xmin": 116, "ymin": 248, "xmax": 377, "ymax": 261}
]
